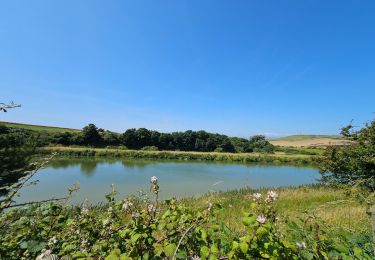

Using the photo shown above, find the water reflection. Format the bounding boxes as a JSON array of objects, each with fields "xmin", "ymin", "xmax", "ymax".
[
  {"xmin": 16, "ymin": 158, "xmax": 321, "ymax": 204},
  {"xmin": 48, "ymin": 158, "xmax": 155, "ymax": 176}
]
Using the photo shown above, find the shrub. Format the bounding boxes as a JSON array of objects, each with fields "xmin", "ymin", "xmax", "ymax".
[
  {"xmin": 319, "ymin": 118, "xmax": 375, "ymax": 190},
  {"xmin": 0, "ymin": 179, "xmax": 372, "ymax": 259}
]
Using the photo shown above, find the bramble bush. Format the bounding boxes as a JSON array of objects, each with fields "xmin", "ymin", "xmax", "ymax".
[
  {"xmin": 320, "ymin": 118, "xmax": 375, "ymax": 191},
  {"xmin": 0, "ymin": 176, "xmax": 372, "ymax": 260}
]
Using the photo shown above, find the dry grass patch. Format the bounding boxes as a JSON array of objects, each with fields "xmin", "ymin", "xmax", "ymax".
[{"xmin": 270, "ymin": 138, "xmax": 350, "ymax": 148}]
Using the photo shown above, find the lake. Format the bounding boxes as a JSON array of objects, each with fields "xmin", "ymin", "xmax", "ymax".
[{"xmin": 16, "ymin": 158, "xmax": 321, "ymax": 204}]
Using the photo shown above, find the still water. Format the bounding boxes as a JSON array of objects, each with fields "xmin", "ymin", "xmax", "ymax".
[{"xmin": 16, "ymin": 158, "xmax": 320, "ymax": 204}]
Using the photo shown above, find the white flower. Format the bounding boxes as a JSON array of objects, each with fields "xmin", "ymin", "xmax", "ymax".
[
  {"xmin": 132, "ymin": 212, "xmax": 140, "ymax": 218},
  {"xmin": 81, "ymin": 238, "xmax": 89, "ymax": 249},
  {"xmin": 102, "ymin": 218, "xmax": 110, "ymax": 226},
  {"xmin": 150, "ymin": 176, "xmax": 158, "ymax": 184},
  {"xmin": 36, "ymin": 249, "xmax": 52, "ymax": 260},
  {"xmin": 108, "ymin": 207, "xmax": 113, "ymax": 213},
  {"xmin": 48, "ymin": 236, "xmax": 58, "ymax": 245},
  {"xmin": 253, "ymin": 193, "xmax": 262, "ymax": 201},
  {"xmin": 206, "ymin": 201, "xmax": 213, "ymax": 211},
  {"xmin": 192, "ymin": 255, "xmax": 201, "ymax": 260},
  {"xmin": 256, "ymin": 214, "xmax": 266, "ymax": 224},
  {"xmin": 81, "ymin": 207, "xmax": 89, "ymax": 215},
  {"xmin": 122, "ymin": 201, "xmax": 133, "ymax": 211},
  {"xmin": 296, "ymin": 241, "xmax": 306, "ymax": 249},
  {"xmin": 148, "ymin": 204, "xmax": 156, "ymax": 213},
  {"xmin": 266, "ymin": 190, "xmax": 278, "ymax": 202}
]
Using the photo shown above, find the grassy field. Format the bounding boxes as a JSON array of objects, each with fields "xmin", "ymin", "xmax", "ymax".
[
  {"xmin": 271, "ymin": 135, "xmax": 341, "ymax": 141},
  {"xmin": 270, "ymin": 134, "xmax": 348, "ymax": 148},
  {"xmin": 181, "ymin": 185, "xmax": 371, "ymax": 237},
  {"xmin": 274, "ymin": 146, "xmax": 324, "ymax": 155},
  {"xmin": 42, "ymin": 146, "xmax": 319, "ymax": 165},
  {"xmin": 0, "ymin": 121, "xmax": 80, "ymax": 133}
]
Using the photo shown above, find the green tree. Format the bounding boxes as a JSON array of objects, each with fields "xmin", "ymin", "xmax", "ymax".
[
  {"xmin": 319, "ymin": 119, "xmax": 375, "ymax": 190},
  {"xmin": 249, "ymin": 135, "xmax": 274, "ymax": 153},
  {"xmin": 82, "ymin": 124, "xmax": 103, "ymax": 147},
  {"xmin": 52, "ymin": 131, "xmax": 73, "ymax": 146},
  {"xmin": 121, "ymin": 128, "xmax": 137, "ymax": 149},
  {"xmin": 219, "ymin": 138, "xmax": 236, "ymax": 152},
  {"xmin": 135, "ymin": 128, "xmax": 151, "ymax": 148},
  {"xmin": 0, "ymin": 125, "xmax": 36, "ymax": 194},
  {"xmin": 0, "ymin": 103, "xmax": 37, "ymax": 199},
  {"xmin": 101, "ymin": 131, "xmax": 120, "ymax": 146}
]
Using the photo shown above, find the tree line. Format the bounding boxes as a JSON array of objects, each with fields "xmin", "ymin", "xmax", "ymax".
[{"xmin": 0, "ymin": 123, "xmax": 275, "ymax": 153}]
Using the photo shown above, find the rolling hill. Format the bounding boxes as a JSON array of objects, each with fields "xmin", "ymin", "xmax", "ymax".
[
  {"xmin": 269, "ymin": 134, "xmax": 347, "ymax": 148},
  {"xmin": 0, "ymin": 121, "xmax": 80, "ymax": 133}
]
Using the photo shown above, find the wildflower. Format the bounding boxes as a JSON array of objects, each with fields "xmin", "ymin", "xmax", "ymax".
[
  {"xmin": 256, "ymin": 214, "xmax": 266, "ymax": 224},
  {"xmin": 206, "ymin": 201, "xmax": 213, "ymax": 211},
  {"xmin": 150, "ymin": 176, "xmax": 158, "ymax": 184},
  {"xmin": 148, "ymin": 204, "xmax": 156, "ymax": 213},
  {"xmin": 108, "ymin": 206, "xmax": 113, "ymax": 214},
  {"xmin": 252, "ymin": 193, "xmax": 262, "ymax": 201},
  {"xmin": 266, "ymin": 190, "xmax": 278, "ymax": 202},
  {"xmin": 48, "ymin": 236, "xmax": 58, "ymax": 246},
  {"xmin": 81, "ymin": 207, "xmax": 89, "ymax": 215},
  {"xmin": 191, "ymin": 255, "xmax": 201, "ymax": 260},
  {"xmin": 132, "ymin": 212, "xmax": 140, "ymax": 218},
  {"xmin": 122, "ymin": 201, "xmax": 133, "ymax": 211},
  {"xmin": 81, "ymin": 238, "xmax": 89, "ymax": 250},
  {"xmin": 36, "ymin": 249, "xmax": 52, "ymax": 260},
  {"xmin": 102, "ymin": 218, "xmax": 110, "ymax": 227},
  {"xmin": 296, "ymin": 241, "xmax": 306, "ymax": 249}
]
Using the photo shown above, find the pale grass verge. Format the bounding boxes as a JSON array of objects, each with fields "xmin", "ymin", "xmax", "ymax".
[{"xmin": 182, "ymin": 186, "xmax": 371, "ymax": 236}]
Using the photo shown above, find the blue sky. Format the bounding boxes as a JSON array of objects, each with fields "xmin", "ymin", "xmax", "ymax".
[{"xmin": 0, "ymin": 1, "xmax": 374, "ymax": 137}]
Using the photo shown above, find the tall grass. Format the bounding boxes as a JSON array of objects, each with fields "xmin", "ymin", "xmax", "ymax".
[{"xmin": 180, "ymin": 185, "xmax": 371, "ymax": 237}]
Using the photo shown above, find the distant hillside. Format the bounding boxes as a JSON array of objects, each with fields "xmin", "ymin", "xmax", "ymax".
[
  {"xmin": 271, "ymin": 135, "xmax": 341, "ymax": 142},
  {"xmin": 0, "ymin": 121, "xmax": 80, "ymax": 133},
  {"xmin": 269, "ymin": 135, "xmax": 347, "ymax": 148}
]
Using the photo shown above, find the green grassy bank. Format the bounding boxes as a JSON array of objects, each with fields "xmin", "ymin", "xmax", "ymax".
[
  {"xmin": 1, "ymin": 184, "xmax": 371, "ymax": 259},
  {"xmin": 0, "ymin": 121, "xmax": 80, "ymax": 133},
  {"xmin": 41, "ymin": 146, "xmax": 319, "ymax": 166}
]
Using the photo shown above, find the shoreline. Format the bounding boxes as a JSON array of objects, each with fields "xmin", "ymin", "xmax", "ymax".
[{"xmin": 40, "ymin": 146, "xmax": 319, "ymax": 166}]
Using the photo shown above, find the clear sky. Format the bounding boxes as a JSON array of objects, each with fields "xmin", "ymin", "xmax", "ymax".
[{"xmin": 0, "ymin": 1, "xmax": 374, "ymax": 137}]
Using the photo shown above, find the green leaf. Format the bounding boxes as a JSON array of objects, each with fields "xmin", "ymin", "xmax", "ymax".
[
  {"xmin": 164, "ymin": 243, "xmax": 177, "ymax": 258},
  {"xmin": 154, "ymin": 243, "xmax": 164, "ymax": 256},
  {"xmin": 120, "ymin": 254, "xmax": 131, "ymax": 260},
  {"xmin": 257, "ymin": 226, "xmax": 268, "ymax": 238},
  {"xmin": 240, "ymin": 242, "xmax": 249, "ymax": 254},
  {"xmin": 201, "ymin": 229, "xmax": 208, "ymax": 241},
  {"xmin": 73, "ymin": 252, "xmax": 87, "ymax": 258},
  {"xmin": 232, "ymin": 241, "xmax": 239, "ymax": 251},
  {"xmin": 242, "ymin": 215, "xmax": 257, "ymax": 226},
  {"xmin": 200, "ymin": 246, "xmax": 210, "ymax": 258},
  {"xmin": 220, "ymin": 222, "xmax": 231, "ymax": 234},
  {"xmin": 211, "ymin": 243, "xmax": 219, "ymax": 256},
  {"xmin": 130, "ymin": 233, "xmax": 142, "ymax": 243},
  {"xmin": 109, "ymin": 249, "xmax": 121, "ymax": 256}
]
